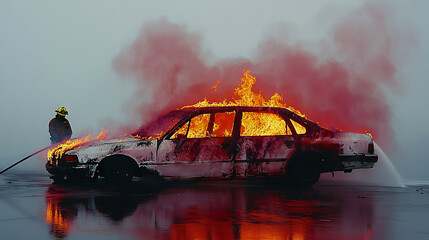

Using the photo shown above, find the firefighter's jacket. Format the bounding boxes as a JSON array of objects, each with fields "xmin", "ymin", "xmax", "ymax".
[{"xmin": 49, "ymin": 115, "xmax": 72, "ymax": 144}]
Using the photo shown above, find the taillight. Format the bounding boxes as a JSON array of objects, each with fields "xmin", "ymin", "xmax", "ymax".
[
  {"xmin": 65, "ymin": 155, "xmax": 78, "ymax": 163},
  {"xmin": 368, "ymin": 143, "xmax": 374, "ymax": 154}
]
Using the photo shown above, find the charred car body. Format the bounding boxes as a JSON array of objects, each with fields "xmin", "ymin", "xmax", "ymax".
[{"xmin": 46, "ymin": 106, "xmax": 378, "ymax": 186}]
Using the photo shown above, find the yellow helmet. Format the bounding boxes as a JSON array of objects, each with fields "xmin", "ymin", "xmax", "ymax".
[{"xmin": 55, "ymin": 107, "xmax": 68, "ymax": 116}]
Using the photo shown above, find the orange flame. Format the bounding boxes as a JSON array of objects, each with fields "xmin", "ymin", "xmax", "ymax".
[
  {"xmin": 212, "ymin": 80, "xmax": 220, "ymax": 91},
  {"xmin": 47, "ymin": 130, "xmax": 107, "ymax": 162},
  {"xmin": 185, "ymin": 70, "xmax": 305, "ymax": 117},
  {"xmin": 183, "ymin": 70, "xmax": 307, "ymax": 136},
  {"xmin": 130, "ymin": 131, "xmax": 164, "ymax": 140}
]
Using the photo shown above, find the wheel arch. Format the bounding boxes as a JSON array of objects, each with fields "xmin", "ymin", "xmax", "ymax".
[
  {"xmin": 97, "ymin": 154, "xmax": 140, "ymax": 177},
  {"xmin": 282, "ymin": 150, "xmax": 324, "ymax": 186},
  {"xmin": 281, "ymin": 150, "xmax": 317, "ymax": 172}
]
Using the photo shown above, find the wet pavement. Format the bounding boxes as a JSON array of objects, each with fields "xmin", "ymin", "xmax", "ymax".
[{"xmin": 0, "ymin": 172, "xmax": 428, "ymax": 240}]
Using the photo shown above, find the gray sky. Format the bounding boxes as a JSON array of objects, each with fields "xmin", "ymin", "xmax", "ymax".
[{"xmin": 0, "ymin": 0, "xmax": 427, "ymax": 181}]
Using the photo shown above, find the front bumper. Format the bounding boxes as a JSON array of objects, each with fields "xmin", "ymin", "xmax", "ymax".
[
  {"xmin": 45, "ymin": 162, "xmax": 85, "ymax": 176},
  {"xmin": 338, "ymin": 154, "xmax": 378, "ymax": 170}
]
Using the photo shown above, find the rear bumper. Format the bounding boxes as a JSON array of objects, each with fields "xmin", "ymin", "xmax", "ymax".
[
  {"xmin": 338, "ymin": 154, "xmax": 378, "ymax": 170},
  {"xmin": 338, "ymin": 154, "xmax": 378, "ymax": 163}
]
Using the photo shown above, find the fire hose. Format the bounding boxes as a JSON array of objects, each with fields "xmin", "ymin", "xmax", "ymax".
[
  {"xmin": 0, "ymin": 145, "xmax": 54, "ymax": 175},
  {"xmin": 0, "ymin": 137, "xmax": 82, "ymax": 175}
]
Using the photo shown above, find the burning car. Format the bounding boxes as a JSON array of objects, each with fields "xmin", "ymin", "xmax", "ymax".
[{"xmin": 46, "ymin": 106, "xmax": 377, "ymax": 186}]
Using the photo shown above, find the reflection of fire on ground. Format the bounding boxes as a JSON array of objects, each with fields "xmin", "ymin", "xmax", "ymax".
[
  {"xmin": 130, "ymin": 186, "xmax": 375, "ymax": 240},
  {"xmin": 43, "ymin": 184, "xmax": 375, "ymax": 240},
  {"xmin": 45, "ymin": 188, "xmax": 77, "ymax": 239},
  {"xmin": 165, "ymin": 187, "xmax": 374, "ymax": 240},
  {"xmin": 166, "ymin": 189, "xmax": 323, "ymax": 240}
]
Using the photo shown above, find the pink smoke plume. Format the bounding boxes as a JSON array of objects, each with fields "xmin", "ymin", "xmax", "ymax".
[{"xmin": 113, "ymin": 2, "xmax": 410, "ymax": 152}]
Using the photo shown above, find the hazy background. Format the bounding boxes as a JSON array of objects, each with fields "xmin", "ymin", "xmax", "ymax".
[{"xmin": 0, "ymin": 0, "xmax": 427, "ymax": 182}]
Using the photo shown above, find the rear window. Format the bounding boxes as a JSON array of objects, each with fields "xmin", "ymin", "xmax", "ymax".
[
  {"xmin": 291, "ymin": 119, "xmax": 306, "ymax": 134},
  {"xmin": 212, "ymin": 112, "xmax": 235, "ymax": 137},
  {"xmin": 240, "ymin": 112, "xmax": 291, "ymax": 136}
]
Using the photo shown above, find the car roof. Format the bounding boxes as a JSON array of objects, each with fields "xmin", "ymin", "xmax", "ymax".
[
  {"xmin": 182, "ymin": 105, "xmax": 286, "ymax": 112},
  {"xmin": 181, "ymin": 105, "xmax": 302, "ymax": 119}
]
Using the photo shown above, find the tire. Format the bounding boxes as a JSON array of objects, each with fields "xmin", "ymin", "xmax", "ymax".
[
  {"xmin": 103, "ymin": 160, "xmax": 134, "ymax": 184},
  {"xmin": 286, "ymin": 152, "xmax": 322, "ymax": 186}
]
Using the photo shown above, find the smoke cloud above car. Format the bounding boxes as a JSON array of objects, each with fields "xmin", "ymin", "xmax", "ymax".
[{"xmin": 113, "ymin": 2, "xmax": 413, "ymax": 152}]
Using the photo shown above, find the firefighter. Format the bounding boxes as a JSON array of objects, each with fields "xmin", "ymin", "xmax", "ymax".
[{"xmin": 49, "ymin": 107, "xmax": 72, "ymax": 145}]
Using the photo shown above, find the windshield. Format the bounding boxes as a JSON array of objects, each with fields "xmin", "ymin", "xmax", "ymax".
[{"xmin": 131, "ymin": 110, "xmax": 190, "ymax": 139}]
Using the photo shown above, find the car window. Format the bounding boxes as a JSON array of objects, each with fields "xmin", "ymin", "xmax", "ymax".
[
  {"xmin": 170, "ymin": 114, "xmax": 211, "ymax": 139},
  {"xmin": 170, "ymin": 122, "xmax": 189, "ymax": 139},
  {"xmin": 240, "ymin": 112, "xmax": 291, "ymax": 136},
  {"xmin": 212, "ymin": 112, "xmax": 235, "ymax": 137},
  {"xmin": 188, "ymin": 114, "xmax": 211, "ymax": 138},
  {"xmin": 290, "ymin": 119, "xmax": 306, "ymax": 134}
]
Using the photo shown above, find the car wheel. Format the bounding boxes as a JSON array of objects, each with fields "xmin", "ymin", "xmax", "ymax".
[
  {"xmin": 104, "ymin": 161, "xmax": 134, "ymax": 184},
  {"xmin": 287, "ymin": 152, "xmax": 322, "ymax": 186}
]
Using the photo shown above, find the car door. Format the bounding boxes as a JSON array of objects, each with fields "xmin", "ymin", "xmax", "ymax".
[
  {"xmin": 156, "ymin": 111, "xmax": 238, "ymax": 179},
  {"xmin": 234, "ymin": 111, "xmax": 297, "ymax": 177}
]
